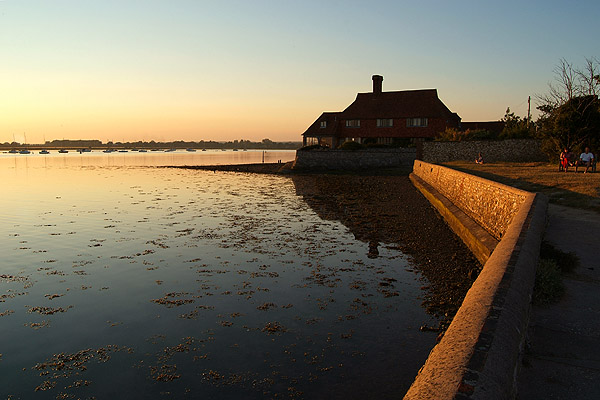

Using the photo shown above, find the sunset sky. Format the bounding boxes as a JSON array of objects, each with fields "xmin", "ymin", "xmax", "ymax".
[{"xmin": 1, "ymin": 0, "xmax": 598, "ymax": 144}]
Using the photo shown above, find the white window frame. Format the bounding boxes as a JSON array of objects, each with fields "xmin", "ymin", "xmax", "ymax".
[
  {"xmin": 377, "ymin": 118, "xmax": 393, "ymax": 127},
  {"xmin": 407, "ymin": 118, "xmax": 428, "ymax": 127},
  {"xmin": 345, "ymin": 119, "xmax": 360, "ymax": 128},
  {"xmin": 320, "ymin": 121, "xmax": 327, "ymax": 128}
]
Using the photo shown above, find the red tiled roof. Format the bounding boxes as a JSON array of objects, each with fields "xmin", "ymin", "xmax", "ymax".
[
  {"xmin": 341, "ymin": 89, "xmax": 457, "ymax": 119},
  {"xmin": 302, "ymin": 112, "xmax": 340, "ymax": 137}
]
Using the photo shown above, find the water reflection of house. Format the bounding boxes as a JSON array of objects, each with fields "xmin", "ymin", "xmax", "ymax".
[{"xmin": 302, "ymin": 75, "xmax": 461, "ymax": 148}]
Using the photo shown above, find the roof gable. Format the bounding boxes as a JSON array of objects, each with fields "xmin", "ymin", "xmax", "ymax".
[
  {"xmin": 302, "ymin": 112, "xmax": 341, "ymax": 136},
  {"xmin": 341, "ymin": 89, "xmax": 456, "ymax": 119}
]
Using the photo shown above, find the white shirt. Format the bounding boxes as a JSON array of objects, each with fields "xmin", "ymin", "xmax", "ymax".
[{"xmin": 580, "ymin": 152, "xmax": 594, "ymax": 162}]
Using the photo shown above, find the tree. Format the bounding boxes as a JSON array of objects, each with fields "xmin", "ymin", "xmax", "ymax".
[
  {"xmin": 536, "ymin": 57, "xmax": 600, "ymax": 158},
  {"xmin": 499, "ymin": 107, "xmax": 534, "ymax": 139}
]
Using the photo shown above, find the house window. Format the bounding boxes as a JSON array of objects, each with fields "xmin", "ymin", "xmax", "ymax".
[
  {"xmin": 345, "ymin": 120, "xmax": 360, "ymax": 128},
  {"xmin": 320, "ymin": 121, "xmax": 327, "ymax": 128},
  {"xmin": 377, "ymin": 119, "xmax": 393, "ymax": 127},
  {"xmin": 407, "ymin": 118, "xmax": 428, "ymax": 127},
  {"xmin": 377, "ymin": 137, "xmax": 392, "ymax": 145}
]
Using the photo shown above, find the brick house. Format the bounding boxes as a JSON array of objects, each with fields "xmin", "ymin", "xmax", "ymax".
[{"xmin": 302, "ymin": 75, "xmax": 461, "ymax": 148}]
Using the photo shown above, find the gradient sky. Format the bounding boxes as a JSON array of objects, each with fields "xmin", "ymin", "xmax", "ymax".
[{"xmin": 1, "ymin": 0, "xmax": 598, "ymax": 144}]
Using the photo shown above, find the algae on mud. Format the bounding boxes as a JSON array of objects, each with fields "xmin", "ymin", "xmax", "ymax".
[{"xmin": 1, "ymin": 155, "xmax": 478, "ymax": 398}]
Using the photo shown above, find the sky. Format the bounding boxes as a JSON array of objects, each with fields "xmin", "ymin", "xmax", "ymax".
[{"xmin": 1, "ymin": 0, "xmax": 598, "ymax": 144}]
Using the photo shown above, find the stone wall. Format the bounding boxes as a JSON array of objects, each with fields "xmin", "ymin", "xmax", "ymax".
[
  {"xmin": 423, "ymin": 139, "xmax": 546, "ymax": 163},
  {"xmin": 293, "ymin": 148, "xmax": 416, "ymax": 170},
  {"xmin": 406, "ymin": 160, "xmax": 548, "ymax": 400},
  {"xmin": 413, "ymin": 161, "xmax": 529, "ymax": 240}
]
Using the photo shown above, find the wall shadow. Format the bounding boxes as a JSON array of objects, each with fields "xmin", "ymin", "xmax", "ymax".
[{"xmin": 291, "ymin": 173, "xmax": 481, "ymax": 331}]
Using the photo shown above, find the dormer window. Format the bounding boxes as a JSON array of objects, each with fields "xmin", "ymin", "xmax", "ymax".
[
  {"xmin": 320, "ymin": 121, "xmax": 327, "ymax": 128},
  {"xmin": 377, "ymin": 118, "xmax": 393, "ymax": 127},
  {"xmin": 345, "ymin": 120, "xmax": 360, "ymax": 128},
  {"xmin": 407, "ymin": 118, "xmax": 428, "ymax": 127}
]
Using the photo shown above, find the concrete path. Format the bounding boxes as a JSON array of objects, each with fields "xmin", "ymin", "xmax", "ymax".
[{"xmin": 517, "ymin": 204, "xmax": 600, "ymax": 399}]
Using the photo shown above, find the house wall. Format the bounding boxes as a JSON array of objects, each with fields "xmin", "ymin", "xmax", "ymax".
[
  {"xmin": 337, "ymin": 118, "xmax": 453, "ymax": 139},
  {"xmin": 293, "ymin": 148, "xmax": 416, "ymax": 170},
  {"xmin": 422, "ymin": 139, "xmax": 547, "ymax": 163}
]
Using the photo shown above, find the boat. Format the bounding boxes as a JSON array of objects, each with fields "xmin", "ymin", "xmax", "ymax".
[
  {"xmin": 118, "ymin": 150, "xmax": 128, "ymax": 153},
  {"xmin": 8, "ymin": 149, "xmax": 18, "ymax": 154},
  {"xmin": 39, "ymin": 150, "xmax": 50, "ymax": 154},
  {"xmin": 138, "ymin": 149, "xmax": 147, "ymax": 152},
  {"xmin": 233, "ymin": 149, "xmax": 239, "ymax": 151},
  {"xmin": 58, "ymin": 149, "xmax": 68, "ymax": 153},
  {"xmin": 103, "ymin": 149, "xmax": 113, "ymax": 153},
  {"xmin": 82, "ymin": 148, "xmax": 92, "ymax": 152},
  {"xmin": 19, "ymin": 133, "xmax": 31, "ymax": 154},
  {"xmin": 202, "ymin": 149, "xmax": 207, "ymax": 151},
  {"xmin": 164, "ymin": 149, "xmax": 175, "ymax": 152},
  {"xmin": 186, "ymin": 148, "xmax": 196, "ymax": 152}
]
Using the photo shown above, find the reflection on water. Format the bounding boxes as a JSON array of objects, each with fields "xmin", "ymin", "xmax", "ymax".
[
  {"xmin": 291, "ymin": 174, "xmax": 481, "ymax": 331},
  {"xmin": 0, "ymin": 156, "xmax": 438, "ymax": 399},
  {"xmin": 0, "ymin": 149, "xmax": 296, "ymax": 170}
]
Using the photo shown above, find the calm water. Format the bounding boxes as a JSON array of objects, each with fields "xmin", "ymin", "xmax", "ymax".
[{"xmin": 0, "ymin": 151, "xmax": 437, "ymax": 399}]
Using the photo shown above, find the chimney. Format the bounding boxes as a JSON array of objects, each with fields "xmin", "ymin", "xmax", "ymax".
[{"xmin": 372, "ymin": 75, "xmax": 383, "ymax": 96}]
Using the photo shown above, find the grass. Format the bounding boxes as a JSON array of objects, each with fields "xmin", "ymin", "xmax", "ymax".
[
  {"xmin": 442, "ymin": 161, "xmax": 600, "ymax": 212},
  {"xmin": 533, "ymin": 259, "xmax": 565, "ymax": 305}
]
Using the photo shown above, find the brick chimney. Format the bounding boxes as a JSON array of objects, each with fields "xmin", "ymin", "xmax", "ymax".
[{"xmin": 372, "ymin": 75, "xmax": 383, "ymax": 96}]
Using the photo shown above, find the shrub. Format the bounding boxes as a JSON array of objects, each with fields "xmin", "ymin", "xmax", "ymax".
[
  {"xmin": 436, "ymin": 128, "xmax": 498, "ymax": 142},
  {"xmin": 298, "ymin": 144, "xmax": 325, "ymax": 151},
  {"xmin": 391, "ymin": 138, "xmax": 414, "ymax": 148},
  {"xmin": 470, "ymin": 129, "xmax": 497, "ymax": 141},
  {"xmin": 435, "ymin": 128, "xmax": 470, "ymax": 142},
  {"xmin": 339, "ymin": 141, "xmax": 363, "ymax": 150}
]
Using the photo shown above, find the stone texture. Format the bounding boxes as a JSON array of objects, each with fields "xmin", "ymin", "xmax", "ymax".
[
  {"xmin": 423, "ymin": 139, "xmax": 546, "ymax": 164},
  {"xmin": 293, "ymin": 148, "xmax": 416, "ymax": 170},
  {"xmin": 412, "ymin": 161, "xmax": 529, "ymax": 240}
]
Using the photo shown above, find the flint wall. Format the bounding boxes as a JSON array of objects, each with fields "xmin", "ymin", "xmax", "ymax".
[
  {"xmin": 422, "ymin": 139, "xmax": 546, "ymax": 163},
  {"xmin": 293, "ymin": 148, "xmax": 416, "ymax": 170},
  {"xmin": 406, "ymin": 161, "xmax": 548, "ymax": 400}
]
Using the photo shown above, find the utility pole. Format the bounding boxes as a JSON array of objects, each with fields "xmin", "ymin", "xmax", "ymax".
[{"xmin": 527, "ymin": 96, "xmax": 531, "ymax": 128}]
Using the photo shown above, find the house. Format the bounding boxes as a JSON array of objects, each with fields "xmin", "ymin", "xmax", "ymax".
[{"xmin": 302, "ymin": 75, "xmax": 461, "ymax": 148}]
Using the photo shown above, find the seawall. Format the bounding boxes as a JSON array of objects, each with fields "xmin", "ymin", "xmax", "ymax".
[
  {"xmin": 406, "ymin": 161, "xmax": 548, "ymax": 399},
  {"xmin": 293, "ymin": 148, "xmax": 416, "ymax": 170}
]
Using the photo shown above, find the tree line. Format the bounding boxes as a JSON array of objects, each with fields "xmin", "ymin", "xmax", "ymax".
[
  {"xmin": 0, "ymin": 138, "xmax": 302, "ymax": 150},
  {"xmin": 438, "ymin": 57, "xmax": 600, "ymax": 160}
]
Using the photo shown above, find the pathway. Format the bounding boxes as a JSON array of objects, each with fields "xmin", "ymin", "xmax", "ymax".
[{"xmin": 517, "ymin": 204, "xmax": 600, "ymax": 399}]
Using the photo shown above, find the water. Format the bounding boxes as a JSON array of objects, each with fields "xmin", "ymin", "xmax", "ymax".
[{"xmin": 0, "ymin": 151, "xmax": 437, "ymax": 399}]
